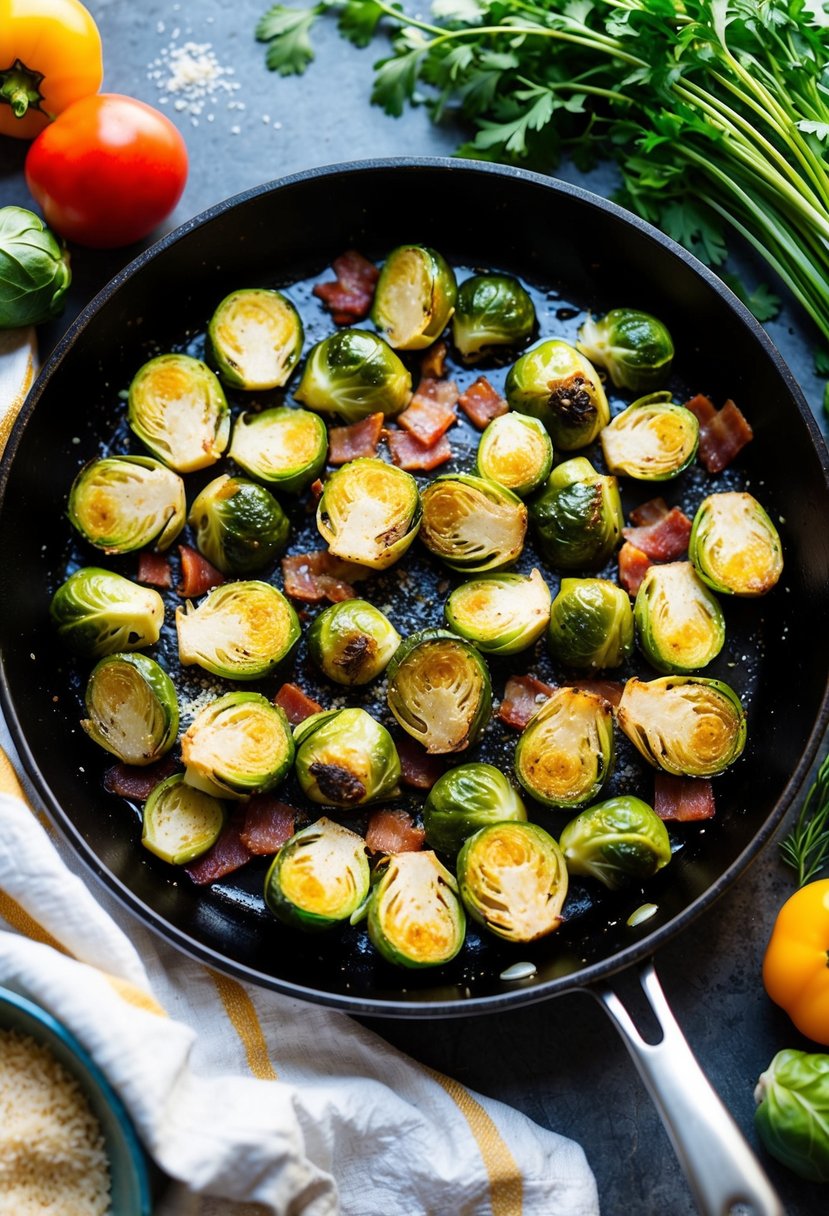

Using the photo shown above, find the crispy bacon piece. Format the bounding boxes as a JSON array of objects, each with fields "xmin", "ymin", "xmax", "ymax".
[
  {"xmin": 629, "ymin": 497, "xmax": 669, "ymax": 527},
  {"xmin": 365, "ymin": 808, "xmax": 426, "ymax": 855},
  {"xmin": 281, "ymin": 551, "xmax": 366, "ymax": 604},
  {"xmin": 241, "ymin": 797, "xmax": 297, "ymax": 855},
  {"xmin": 395, "ymin": 734, "xmax": 446, "ymax": 790},
  {"xmin": 136, "ymin": 551, "xmax": 173, "ymax": 588},
  {"xmin": 567, "ymin": 679, "xmax": 624, "ymax": 709},
  {"xmin": 185, "ymin": 812, "xmax": 253, "ymax": 885},
  {"xmin": 328, "ymin": 412, "xmax": 385, "ymax": 465},
  {"xmin": 397, "ymin": 378, "xmax": 459, "ymax": 447},
  {"xmin": 313, "ymin": 250, "xmax": 379, "ymax": 325},
  {"xmin": 618, "ymin": 541, "xmax": 653, "ymax": 596},
  {"xmin": 653, "ymin": 773, "xmax": 716, "ymax": 822},
  {"xmin": 177, "ymin": 545, "xmax": 225, "ymax": 598},
  {"xmin": 103, "ymin": 755, "xmax": 179, "ymax": 802},
  {"xmin": 623, "ymin": 507, "xmax": 692, "ymax": 562},
  {"xmin": 309, "ymin": 478, "xmax": 324, "ymax": 500},
  {"xmin": 686, "ymin": 395, "xmax": 754, "ymax": 473},
  {"xmin": 386, "ymin": 428, "xmax": 452, "ymax": 471},
  {"xmin": 498, "ymin": 674, "xmax": 556, "ymax": 730},
  {"xmin": 274, "ymin": 682, "xmax": 323, "ymax": 725},
  {"xmin": 457, "ymin": 376, "xmax": 508, "ymax": 429},
  {"xmin": 421, "ymin": 340, "xmax": 448, "ymax": 380}
]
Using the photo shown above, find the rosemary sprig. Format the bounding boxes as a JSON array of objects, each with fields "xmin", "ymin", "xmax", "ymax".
[{"xmin": 780, "ymin": 752, "xmax": 829, "ymax": 887}]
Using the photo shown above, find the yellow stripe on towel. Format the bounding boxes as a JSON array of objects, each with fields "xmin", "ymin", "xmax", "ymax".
[
  {"xmin": 0, "ymin": 748, "xmax": 28, "ymax": 802},
  {"xmin": 207, "ymin": 969, "xmax": 278, "ymax": 1080},
  {"xmin": 0, "ymin": 889, "xmax": 69, "ymax": 954},
  {"xmin": 0, "ymin": 326, "xmax": 36, "ymax": 458},
  {"xmin": 105, "ymin": 974, "xmax": 168, "ymax": 1017}
]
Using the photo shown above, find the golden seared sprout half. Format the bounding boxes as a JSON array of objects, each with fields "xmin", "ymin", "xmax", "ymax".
[
  {"xmin": 505, "ymin": 338, "xmax": 609, "ymax": 450},
  {"xmin": 81, "ymin": 653, "xmax": 178, "ymax": 766},
  {"xmin": 600, "ymin": 392, "xmax": 699, "ymax": 481},
  {"xmin": 576, "ymin": 309, "xmax": 674, "ymax": 393},
  {"xmin": 368, "ymin": 851, "xmax": 466, "ymax": 968},
  {"xmin": 293, "ymin": 707, "xmax": 401, "ymax": 808},
  {"xmin": 316, "ymin": 457, "xmax": 421, "ymax": 570},
  {"xmin": 689, "ymin": 491, "xmax": 783, "ymax": 596},
  {"xmin": 142, "ymin": 774, "xmax": 224, "ymax": 866},
  {"xmin": 189, "ymin": 474, "xmax": 290, "ymax": 576},
  {"xmin": 451, "ymin": 273, "xmax": 536, "ymax": 363},
  {"xmin": 548, "ymin": 578, "xmax": 634, "ymax": 669},
  {"xmin": 264, "ymin": 818, "xmax": 370, "ymax": 931},
  {"xmin": 617, "ymin": 676, "xmax": 746, "ymax": 777},
  {"xmin": 445, "ymin": 568, "xmax": 551, "ymax": 655},
  {"xmin": 386, "ymin": 628, "xmax": 492, "ymax": 754},
  {"xmin": 68, "ymin": 455, "xmax": 186, "ymax": 554},
  {"xmin": 514, "ymin": 686, "xmax": 614, "ymax": 808},
  {"xmin": 50, "ymin": 567, "xmax": 164, "ymax": 658},
  {"xmin": 457, "ymin": 822, "xmax": 568, "ymax": 943},
  {"xmin": 475, "ymin": 411, "xmax": 553, "ymax": 498},
  {"xmin": 295, "ymin": 328, "xmax": 412, "ymax": 422},
  {"xmin": 634, "ymin": 562, "xmax": 725, "ymax": 674},
  {"xmin": 371, "ymin": 244, "xmax": 457, "ymax": 351},
  {"xmin": 560, "ymin": 795, "xmax": 672, "ymax": 890},
  {"xmin": 529, "ymin": 457, "xmax": 623, "ymax": 571},
  {"xmin": 228, "ymin": 406, "xmax": 327, "ymax": 494},
  {"xmin": 420, "ymin": 472, "xmax": 527, "ymax": 573},
  {"xmin": 208, "ymin": 288, "xmax": 304, "ymax": 390},
  {"xmin": 181, "ymin": 691, "xmax": 294, "ymax": 799},
  {"xmin": 127, "ymin": 353, "xmax": 230, "ymax": 474},
  {"xmin": 307, "ymin": 599, "xmax": 401, "ymax": 686},
  {"xmin": 176, "ymin": 580, "xmax": 300, "ymax": 681}
]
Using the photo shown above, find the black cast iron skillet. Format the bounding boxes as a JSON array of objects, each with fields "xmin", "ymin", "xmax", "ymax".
[{"xmin": 2, "ymin": 160, "xmax": 828, "ymax": 1214}]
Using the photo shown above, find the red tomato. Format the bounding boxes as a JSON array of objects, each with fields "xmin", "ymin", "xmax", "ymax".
[{"xmin": 24, "ymin": 93, "xmax": 188, "ymax": 249}]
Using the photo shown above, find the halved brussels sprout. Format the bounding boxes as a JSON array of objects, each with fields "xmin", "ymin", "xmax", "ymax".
[
  {"xmin": 142, "ymin": 773, "xmax": 224, "ymax": 865},
  {"xmin": 208, "ymin": 288, "xmax": 303, "ymax": 390},
  {"xmin": 293, "ymin": 707, "xmax": 401, "ymax": 808},
  {"xmin": 371, "ymin": 245, "xmax": 457, "ymax": 350},
  {"xmin": 451, "ymin": 274, "xmax": 536, "ymax": 362},
  {"xmin": 423, "ymin": 762, "xmax": 527, "ymax": 855},
  {"xmin": 689, "ymin": 492, "xmax": 783, "ymax": 597},
  {"xmin": 67, "ymin": 456, "xmax": 186, "ymax": 554},
  {"xmin": 456, "ymin": 822, "xmax": 568, "ymax": 943},
  {"xmin": 188, "ymin": 474, "xmax": 290, "ymax": 576},
  {"xmin": 529, "ymin": 457, "xmax": 623, "ymax": 571},
  {"xmin": 548, "ymin": 578, "xmax": 634, "ymax": 669},
  {"xmin": 617, "ymin": 675, "xmax": 746, "ymax": 776},
  {"xmin": 559, "ymin": 795, "xmax": 672, "ymax": 890},
  {"xmin": 600, "ymin": 392, "xmax": 699, "ymax": 481},
  {"xmin": 50, "ymin": 567, "xmax": 164, "ymax": 658},
  {"xmin": 181, "ymin": 691, "xmax": 294, "ymax": 799},
  {"xmin": 505, "ymin": 339, "xmax": 609, "ymax": 450},
  {"xmin": 576, "ymin": 309, "xmax": 674, "ymax": 393},
  {"xmin": 445, "ymin": 568, "xmax": 551, "ymax": 655},
  {"xmin": 307, "ymin": 598, "xmax": 401, "ymax": 685},
  {"xmin": 514, "ymin": 687, "xmax": 614, "ymax": 808},
  {"xmin": 294, "ymin": 328, "xmax": 412, "ymax": 422},
  {"xmin": 316, "ymin": 458, "xmax": 421, "ymax": 570},
  {"xmin": 386, "ymin": 628, "xmax": 492, "ymax": 754},
  {"xmin": 228, "ymin": 407, "xmax": 327, "ymax": 494},
  {"xmin": 420, "ymin": 473, "xmax": 527, "ymax": 573},
  {"xmin": 81, "ymin": 653, "xmax": 178, "ymax": 766},
  {"xmin": 475, "ymin": 412, "xmax": 553, "ymax": 498},
  {"xmin": 176, "ymin": 580, "xmax": 300, "ymax": 680},
  {"xmin": 127, "ymin": 353, "xmax": 230, "ymax": 474},
  {"xmin": 635, "ymin": 561, "xmax": 725, "ymax": 674},
  {"xmin": 368, "ymin": 851, "xmax": 466, "ymax": 968},
  {"xmin": 264, "ymin": 818, "xmax": 370, "ymax": 931}
]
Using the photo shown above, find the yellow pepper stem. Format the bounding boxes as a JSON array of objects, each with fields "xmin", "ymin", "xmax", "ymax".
[{"xmin": 0, "ymin": 59, "xmax": 45, "ymax": 119}]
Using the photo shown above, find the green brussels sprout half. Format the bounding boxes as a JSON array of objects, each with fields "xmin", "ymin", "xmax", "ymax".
[
  {"xmin": 444, "ymin": 568, "xmax": 551, "ymax": 656},
  {"xmin": 368, "ymin": 851, "xmax": 466, "ymax": 968},
  {"xmin": 505, "ymin": 339, "xmax": 609, "ymax": 450},
  {"xmin": 0, "ymin": 205, "xmax": 71, "ymax": 328},
  {"xmin": 67, "ymin": 455, "xmax": 186, "ymax": 555},
  {"xmin": 547, "ymin": 578, "xmax": 634, "ymax": 669},
  {"xmin": 514, "ymin": 686, "xmax": 614, "ymax": 808},
  {"xmin": 316, "ymin": 458, "xmax": 421, "ymax": 570},
  {"xmin": 559, "ymin": 795, "xmax": 672, "ymax": 890},
  {"xmin": 50, "ymin": 567, "xmax": 164, "ymax": 658},
  {"xmin": 754, "ymin": 1050, "xmax": 829, "ymax": 1183},
  {"xmin": 181, "ymin": 691, "xmax": 294, "ymax": 799},
  {"xmin": 576, "ymin": 309, "xmax": 674, "ymax": 393},
  {"xmin": 475, "ymin": 412, "xmax": 553, "ymax": 498},
  {"xmin": 307, "ymin": 598, "xmax": 401, "ymax": 685},
  {"xmin": 451, "ymin": 273, "xmax": 536, "ymax": 362},
  {"xmin": 207, "ymin": 288, "xmax": 303, "ymax": 390},
  {"xmin": 529, "ymin": 457, "xmax": 623, "ymax": 571},
  {"xmin": 142, "ymin": 774, "xmax": 224, "ymax": 865},
  {"xmin": 689, "ymin": 491, "xmax": 784, "ymax": 597},
  {"xmin": 423, "ymin": 762, "xmax": 527, "ymax": 855},
  {"xmin": 294, "ymin": 328, "xmax": 412, "ymax": 423},
  {"xmin": 456, "ymin": 822, "xmax": 568, "ymax": 943},
  {"xmin": 634, "ymin": 561, "xmax": 725, "ymax": 674},
  {"xmin": 228, "ymin": 407, "xmax": 327, "ymax": 494},
  {"xmin": 420, "ymin": 473, "xmax": 527, "ymax": 573},
  {"xmin": 371, "ymin": 244, "xmax": 457, "ymax": 351},
  {"xmin": 81, "ymin": 653, "xmax": 179, "ymax": 766},
  {"xmin": 127, "ymin": 354, "xmax": 230, "ymax": 474},
  {"xmin": 617, "ymin": 675, "xmax": 746, "ymax": 777},
  {"xmin": 600, "ymin": 392, "xmax": 699, "ymax": 481},
  {"xmin": 188, "ymin": 474, "xmax": 290, "ymax": 576},
  {"xmin": 176, "ymin": 580, "xmax": 300, "ymax": 680},
  {"xmin": 386, "ymin": 628, "xmax": 492, "ymax": 754},
  {"xmin": 293, "ymin": 707, "xmax": 401, "ymax": 808},
  {"xmin": 264, "ymin": 818, "xmax": 370, "ymax": 931}
]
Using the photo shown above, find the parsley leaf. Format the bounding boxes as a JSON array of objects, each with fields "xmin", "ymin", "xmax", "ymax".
[
  {"xmin": 257, "ymin": 5, "xmax": 323, "ymax": 76},
  {"xmin": 720, "ymin": 273, "xmax": 782, "ymax": 322}
]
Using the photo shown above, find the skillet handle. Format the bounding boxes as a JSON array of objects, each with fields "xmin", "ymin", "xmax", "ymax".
[{"xmin": 593, "ymin": 961, "xmax": 783, "ymax": 1216}]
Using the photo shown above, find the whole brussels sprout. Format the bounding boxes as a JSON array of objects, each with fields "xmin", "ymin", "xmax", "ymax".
[
  {"xmin": 617, "ymin": 675, "xmax": 746, "ymax": 777},
  {"xmin": 423, "ymin": 762, "xmax": 527, "ymax": 855},
  {"xmin": 386, "ymin": 628, "xmax": 492, "ymax": 754},
  {"xmin": 368, "ymin": 851, "xmax": 466, "ymax": 968},
  {"xmin": 372, "ymin": 244, "xmax": 457, "ymax": 350},
  {"xmin": 127, "ymin": 354, "xmax": 230, "ymax": 474},
  {"xmin": 600, "ymin": 392, "xmax": 699, "ymax": 481},
  {"xmin": 142, "ymin": 774, "xmax": 224, "ymax": 865},
  {"xmin": 294, "ymin": 328, "xmax": 412, "ymax": 422},
  {"xmin": 576, "ymin": 309, "xmax": 674, "ymax": 392},
  {"xmin": 559, "ymin": 795, "xmax": 672, "ymax": 889},
  {"xmin": 457, "ymin": 822, "xmax": 568, "ymax": 943},
  {"xmin": 475, "ymin": 412, "xmax": 553, "ymax": 498},
  {"xmin": 293, "ymin": 707, "xmax": 401, "ymax": 808},
  {"xmin": 548, "ymin": 578, "xmax": 634, "ymax": 669},
  {"xmin": 68, "ymin": 455, "xmax": 186, "ymax": 554},
  {"xmin": 505, "ymin": 338, "xmax": 609, "ymax": 450},
  {"xmin": 317, "ymin": 457, "xmax": 421, "ymax": 570},
  {"xmin": 307, "ymin": 598, "xmax": 401, "ymax": 685},
  {"xmin": 689, "ymin": 491, "xmax": 783, "ymax": 597},
  {"xmin": 451, "ymin": 274, "xmax": 536, "ymax": 362},
  {"xmin": 264, "ymin": 818, "xmax": 370, "ymax": 932},
  {"xmin": 420, "ymin": 473, "xmax": 527, "ymax": 573},
  {"xmin": 754, "ymin": 1050, "xmax": 829, "ymax": 1182},
  {"xmin": 81, "ymin": 653, "xmax": 179, "ymax": 766},
  {"xmin": 0, "ymin": 205, "xmax": 71, "ymax": 328},
  {"xmin": 208, "ymin": 287, "xmax": 303, "ymax": 390},
  {"xmin": 529, "ymin": 457, "xmax": 623, "ymax": 571},
  {"xmin": 181, "ymin": 691, "xmax": 294, "ymax": 799},
  {"xmin": 50, "ymin": 567, "xmax": 164, "ymax": 658},
  {"xmin": 634, "ymin": 561, "xmax": 725, "ymax": 674},
  {"xmin": 229, "ymin": 406, "xmax": 327, "ymax": 493},
  {"xmin": 514, "ymin": 686, "xmax": 614, "ymax": 808},
  {"xmin": 189, "ymin": 474, "xmax": 290, "ymax": 575},
  {"xmin": 176, "ymin": 580, "xmax": 300, "ymax": 680},
  {"xmin": 445, "ymin": 568, "xmax": 551, "ymax": 655}
]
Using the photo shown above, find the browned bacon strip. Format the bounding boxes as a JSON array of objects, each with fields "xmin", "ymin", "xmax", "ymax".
[
  {"xmin": 457, "ymin": 377, "xmax": 508, "ymax": 429},
  {"xmin": 629, "ymin": 497, "xmax": 669, "ymax": 527},
  {"xmin": 421, "ymin": 340, "xmax": 448, "ymax": 380},
  {"xmin": 313, "ymin": 250, "xmax": 379, "ymax": 324},
  {"xmin": 498, "ymin": 674, "xmax": 556, "ymax": 730},
  {"xmin": 136, "ymin": 551, "xmax": 172, "ymax": 588},
  {"xmin": 396, "ymin": 734, "xmax": 446, "ymax": 790},
  {"xmin": 185, "ymin": 812, "xmax": 253, "ymax": 885},
  {"xmin": 397, "ymin": 378, "xmax": 459, "ymax": 447},
  {"xmin": 653, "ymin": 773, "xmax": 716, "ymax": 821},
  {"xmin": 274, "ymin": 682, "xmax": 323, "ymax": 725},
  {"xmin": 386, "ymin": 428, "xmax": 452, "ymax": 471},
  {"xmin": 328, "ymin": 413, "xmax": 385, "ymax": 465},
  {"xmin": 623, "ymin": 507, "xmax": 692, "ymax": 561},
  {"xmin": 365, "ymin": 808, "xmax": 426, "ymax": 855},
  {"xmin": 684, "ymin": 393, "xmax": 718, "ymax": 427},
  {"xmin": 618, "ymin": 541, "xmax": 653, "ymax": 596},
  {"xmin": 103, "ymin": 755, "xmax": 180, "ymax": 801},
  {"xmin": 281, "ymin": 551, "xmax": 366, "ymax": 604},
  {"xmin": 241, "ymin": 797, "xmax": 297, "ymax": 854},
  {"xmin": 699, "ymin": 399, "xmax": 754, "ymax": 473},
  {"xmin": 177, "ymin": 545, "xmax": 225, "ymax": 598}
]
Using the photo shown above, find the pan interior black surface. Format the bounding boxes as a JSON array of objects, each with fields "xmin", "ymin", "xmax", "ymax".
[{"xmin": 1, "ymin": 161, "xmax": 828, "ymax": 1015}]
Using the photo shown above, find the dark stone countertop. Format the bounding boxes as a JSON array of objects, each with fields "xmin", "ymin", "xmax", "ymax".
[{"xmin": 1, "ymin": 2, "xmax": 827, "ymax": 1212}]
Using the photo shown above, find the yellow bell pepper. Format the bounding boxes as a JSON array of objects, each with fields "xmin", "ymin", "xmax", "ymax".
[
  {"xmin": 0, "ymin": 0, "xmax": 102, "ymax": 140},
  {"xmin": 763, "ymin": 878, "xmax": 829, "ymax": 1046}
]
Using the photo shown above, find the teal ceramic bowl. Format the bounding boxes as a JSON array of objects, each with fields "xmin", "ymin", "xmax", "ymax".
[{"xmin": 0, "ymin": 985, "xmax": 151, "ymax": 1215}]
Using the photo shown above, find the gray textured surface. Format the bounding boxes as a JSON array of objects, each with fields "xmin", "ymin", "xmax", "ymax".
[{"xmin": 1, "ymin": 2, "xmax": 828, "ymax": 1212}]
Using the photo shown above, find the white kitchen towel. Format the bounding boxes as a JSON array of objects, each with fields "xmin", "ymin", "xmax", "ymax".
[{"xmin": 0, "ymin": 326, "xmax": 36, "ymax": 456}]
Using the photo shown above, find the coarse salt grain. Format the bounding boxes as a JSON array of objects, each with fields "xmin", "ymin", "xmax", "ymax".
[{"xmin": 148, "ymin": 40, "xmax": 241, "ymax": 121}]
